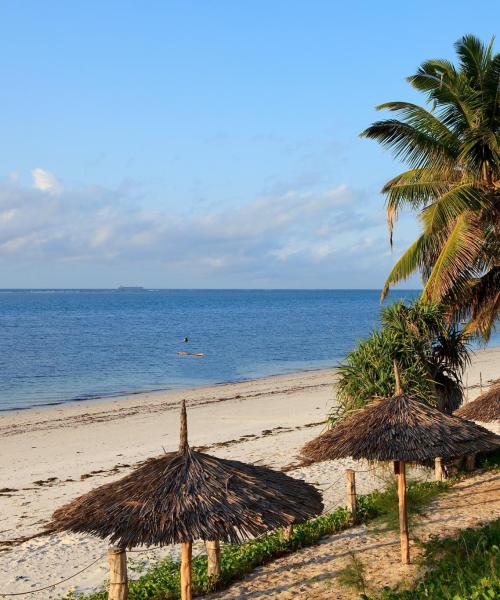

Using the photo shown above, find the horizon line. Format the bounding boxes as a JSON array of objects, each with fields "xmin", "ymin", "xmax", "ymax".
[{"xmin": 0, "ymin": 287, "xmax": 423, "ymax": 292}]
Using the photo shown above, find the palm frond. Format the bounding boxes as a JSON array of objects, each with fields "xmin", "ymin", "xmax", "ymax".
[
  {"xmin": 455, "ymin": 35, "xmax": 493, "ymax": 85},
  {"xmin": 408, "ymin": 60, "xmax": 476, "ymax": 130},
  {"xmin": 382, "ymin": 169, "xmax": 450, "ymax": 244},
  {"xmin": 381, "ymin": 234, "xmax": 429, "ymax": 300},
  {"xmin": 360, "ymin": 119, "xmax": 455, "ymax": 169},
  {"xmin": 420, "ymin": 185, "xmax": 488, "ymax": 233},
  {"xmin": 375, "ymin": 102, "xmax": 458, "ymax": 147},
  {"xmin": 462, "ymin": 267, "xmax": 500, "ymax": 340},
  {"xmin": 422, "ymin": 214, "xmax": 483, "ymax": 302}
]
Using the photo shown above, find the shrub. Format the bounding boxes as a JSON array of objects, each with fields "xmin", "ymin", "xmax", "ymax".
[
  {"xmin": 368, "ymin": 479, "xmax": 449, "ymax": 533},
  {"xmin": 334, "ymin": 300, "xmax": 470, "ymax": 421}
]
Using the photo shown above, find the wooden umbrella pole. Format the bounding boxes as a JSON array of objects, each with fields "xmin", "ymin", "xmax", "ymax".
[
  {"xmin": 393, "ymin": 361, "xmax": 403, "ymax": 394},
  {"xmin": 434, "ymin": 457, "xmax": 444, "ymax": 481},
  {"xmin": 206, "ymin": 540, "xmax": 221, "ymax": 578},
  {"xmin": 397, "ymin": 460, "xmax": 410, "ymax": 565},
  {"xmin": 179, "ymin": 400, "xmax": 189, "ymax": 453},
  {"xmin": 181, "ymin": 541, "xmax": 193, "ymax": 600},
  {"xmin": 108, "ymin": 547, "xmax": 128, "ymax": 600}
]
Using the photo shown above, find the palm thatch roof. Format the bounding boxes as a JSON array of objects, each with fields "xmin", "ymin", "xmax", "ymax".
[
  {"xmin": 302, "ymin": 392, "xmax": 500, "ymax": 464},
  {"xmin": 454, "ymin": 385, "xmax": 500, "ymax": 423},
  {"xmin": 49, "ymin": 401, "xmax": 323, "ymax": 548}
]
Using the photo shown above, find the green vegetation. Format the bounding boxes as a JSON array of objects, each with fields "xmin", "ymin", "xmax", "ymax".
[
  {"xmin": 335, "ymin": 300, "xmax": 469, "ymax": 420},
  {"xmin": 336, "ymin": 552, "xmax": 368, "ymax": 594},
  {"xmin": 477, "ymin": 448, "xmax": 500, "ymax": 470},
  {"xmin": 362, "ymin": 35, "xmax": 500, "ymax": 341},
  {"xmin": 368, "ymin": 479, "xmax": 449, "ymax": 533},
  {"xmin": 61, "ymin": 481, "xmax": 445, "ymax": 600},
  {"xmin": 365, "ymin": 519, "xmax": 500, "ymax": 600}
]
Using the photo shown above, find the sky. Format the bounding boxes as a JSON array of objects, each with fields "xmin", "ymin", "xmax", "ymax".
[{"xmin": 0, "ymin": 1, "xmax": 498, "ymax": 288}]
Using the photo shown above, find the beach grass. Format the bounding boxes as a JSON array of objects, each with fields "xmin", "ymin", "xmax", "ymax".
[{"xmin": 367, "ymin": 479, "xmax": 449, "ymax": 534}]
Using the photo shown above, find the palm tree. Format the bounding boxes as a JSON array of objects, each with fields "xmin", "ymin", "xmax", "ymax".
[{"xmin": 361, "ymin": 35, "xmax": 500, "ymax": 339}]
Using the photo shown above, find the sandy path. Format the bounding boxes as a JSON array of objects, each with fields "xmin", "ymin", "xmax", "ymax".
[
  {"xmin": 0, "ymin": 347, "xmax": 498, "ymax": 597},
  {"xmin": 206, "ymin": 470, "xmax": 500, "ymax": 599}
]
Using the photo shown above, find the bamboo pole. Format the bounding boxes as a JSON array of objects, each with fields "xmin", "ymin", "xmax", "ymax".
[
  {"xmin": 181, "ymin": 542, "xmax": 192, "ymax": 600},
  {"xmin": 397, "ymin": 460, "xmax": 410, "ymax": 565},
  {"xmin": 480, "ymin": 372, "xmax": 483, "ymax": 394},
  {"xmin": 108, "ymin": 547, "xmax": 128, "ymax": 600},
  {"xmin": 206, "ymin": 540, "xmax": 221, "ymax": 579},
  {"xmin": 434, "ymin": 457, "xmax": 444, "ymax": 481},
  {"xmin": 345, "ymin": 469, "xmax": 356, "ymax": 519}
]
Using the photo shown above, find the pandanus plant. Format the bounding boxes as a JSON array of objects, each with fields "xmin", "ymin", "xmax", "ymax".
[{"xmin": 335, "ymin": 300, "xmax": 470, "ymax": 419}]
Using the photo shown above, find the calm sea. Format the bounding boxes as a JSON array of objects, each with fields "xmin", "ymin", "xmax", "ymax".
[{"xmin": 0, "ymin": 289, "xmax": 495, "ymax": 412}]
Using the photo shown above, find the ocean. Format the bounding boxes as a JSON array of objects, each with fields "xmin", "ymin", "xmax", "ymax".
[{"xmin": 0, "ymin": 289, "xmax": 494, "ymax": 412}]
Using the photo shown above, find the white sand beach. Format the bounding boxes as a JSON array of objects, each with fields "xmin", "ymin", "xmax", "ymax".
[{"xmin": 1, "ymin": 346, "xmax": 499, "ymax": 598}]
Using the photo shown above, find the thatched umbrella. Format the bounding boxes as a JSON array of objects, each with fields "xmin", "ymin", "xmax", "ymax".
[
  {"xmin": 49, "ymin": 401, "xmax": 323, "ymax": 600},
  {"xmin": 455, "ymin": 384, "xmax": 500, "ymax": 434},
  {"xmin": 301, "ymin": 364, "xmax": 500, "ymax": 565}
]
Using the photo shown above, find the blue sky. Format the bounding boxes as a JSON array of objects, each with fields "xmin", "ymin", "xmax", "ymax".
[{"xmin": 0, "ymin": 1, "xmax": 497, "ymax": 288}]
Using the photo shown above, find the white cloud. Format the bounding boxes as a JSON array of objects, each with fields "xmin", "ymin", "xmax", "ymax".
[
  {"xmin": 31, "ymin": 168, "xmax": 62, "ymax": 195},
  {"xmin": 0, "ymin": 208, "xmax": 16, "ymax": 223},
  {"xmin": 0, "ymin": 170, "xmax": 402, "ymax": 286},
  {"xmin": 270, "ymin": 241, "xmax": 303, "ymax": 261},
  {"xmin": 91, "ymin": 225, "xmax": 113, "ymax": 248}
]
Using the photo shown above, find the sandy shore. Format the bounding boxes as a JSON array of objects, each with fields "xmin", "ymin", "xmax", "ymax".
[{"xmin": 1, "ymin": 346, "xmax": 499, "ymax": 598}]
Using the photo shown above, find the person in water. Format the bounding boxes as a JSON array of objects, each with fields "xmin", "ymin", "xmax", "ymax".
[{"xmin": 184, "ymin": 336, "xmax": 189, "ymax": 343}]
